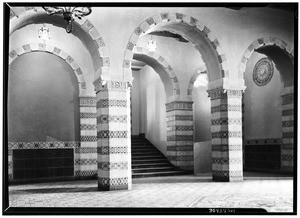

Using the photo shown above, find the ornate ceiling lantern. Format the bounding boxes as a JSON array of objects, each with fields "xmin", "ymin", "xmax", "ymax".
[{"xmin": 42, "ymin": 7, "xmax": 92, "ymax": 33}]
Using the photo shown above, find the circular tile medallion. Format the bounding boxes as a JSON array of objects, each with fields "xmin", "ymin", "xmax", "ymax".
[{"xmin": 253, "ymin": 58, "xmax": 274, "ymax": 86}]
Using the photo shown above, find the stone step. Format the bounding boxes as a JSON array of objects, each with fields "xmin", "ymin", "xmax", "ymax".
[
  {"xmin": 132, "ymin": 162, "xmax": 173, "ymax": 169},
  {"xmin": 132, "ymin": 155, "xmax": 167, "ymax": 160},
  {"xmin": 132, "ymin": 159, "xmax": 170, "ymax": 165},
  {"xmin": 132, "ymin": 151, "xmax": 162, "ymax": 155},
  {"xmin": 132, "ymin": 166, "xmax": 176, "ymax": 173},
  {"xmin": 132, "ymin": 171, "xmax": 188, "ymax": 178}
]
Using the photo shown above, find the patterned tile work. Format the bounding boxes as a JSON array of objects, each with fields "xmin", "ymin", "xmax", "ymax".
[
  {"xmin": 97, "ymin": 99, "xmax": 127, "ymax": 108},
  {"xmin": 211, "ymin": 131, "xmax": 242, "ymax": 138},
  {"xmin": 244, "ymin": 138, "xmax": 282, "ymax": 145},
  {"xmin": 211, "ymin": 118, "xmax": 242, "ymax": 125},
  {"xmin": 208, "ymin": 87, "xmax": 243, "ymax": 182},
  {"xmin": 282, "ymin": 93, "xmax": 294, "ymax": 105},
  {"xmin": 96, "ymin": 81, "xmax": 131, "ymax": 191},
  {"xmin": 80, "ymin": 112, "xmax": 97, "ymax": 118},
  {"xmin": 98, "ymin": 162, "xmax": 128, "ymax": 170},
  {"xmin": 166, "ymin": 101, "xmax": 194, "ymax": 170},
  {"xmin": 75, "ymin": 170, "xmax": 97, "ymax": 177},
  {"xmin": 281, "ymin": 88, "xmax": 294, "ymax": 173},
  {"xmin": 79, "ymin": 97, "xmax": 96, "ymax": 107},
  {"xmin": 146, "ymin": 17, "xmax": 155, "ymax": 25},
  {"xmin": 98, "ymin": 177, "xmax": 129, "ymax": 191},
  {"xmin": 95, "ymin": 37, "xmax": 105, "ymax": 47},
  {"xmin": 167, "ymin": 145, "xmax": 193, "ymax": 151},
  {"xmin": 97, "ymin": 146, "xmax": 128, "ymax": 155},
  {"xmin": 167, "ymin": 135, "xmax": 193, "ymax": 141},
  {"xmin": 75, "ymin": 147, "xmax": 97, "ymax": 154},
  {"xmin": 168, "ymin": 155, "xmax": 194, "ymax": 161},
  {"xmin": 80, "ymin": 136, "xmax": 97, "ymax": 142},
  {"xmin": 8, "ymin": 141, "xmax": 80, "ymax": 150},
  {"xmin": 166, "ymin": 101, "xmax": 193, "ymax": 112},
  {"xmin": 97, "ymin": 115, "xmax": 127, "ymax": 124},
  {"xmin": 282, "ymin": 109, "xmax": 294, "ymax": 116},
  {"xmin": 80, "ymin": 124, "xmax": 96, "ymax": 130},
  {"xmin": 75, "ymin": 159, "xmax": 97, "ymax": 165},
  {"xmin": 97, "ymin": 131, "xmax": 127, "ymax": 138}
]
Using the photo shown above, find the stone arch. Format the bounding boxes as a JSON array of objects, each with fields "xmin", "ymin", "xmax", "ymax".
[
  {"xmin": 238, "ymin": 37, "xmax": 294, "ymax": 87},
  {"xmin": 122, "ymin": 12, "xmax": 229, "ymax": 83},
  {"xmin": 239, "ymin": 37, "xmax": 295, "ymax": 174},
  {"xmin": 133, "ymin": 46, "xmax": 180, "ymax": 101},
  {"xmin": 9, "ymin": 43, "xmax": 87, "ymax": 95},
  {"xmin": 187, "ymin": 64, "xmax": 207, "ymax": 100},
  {"xmin": 9, "ymin": 6, "xmax": 110, "ymax": 86}
]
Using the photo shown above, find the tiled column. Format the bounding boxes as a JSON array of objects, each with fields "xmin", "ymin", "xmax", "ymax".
[
  {"xmin": 94, "ymin": 79, "xmax": 132, "ymax": 191},
  {"xmin": 208, "ymin": 87, "xmax": 243, "ymax": 182},
  {"xmin": 281, "ymin": 86, "xmax": 294, "ymax": 173},
  {"xmin": 76, "ymin": 96, "xmax": 97, "ymax": 178},
  {"xmin": 166, "ymin": 101, "xmax": 194, "ymax": 171}
]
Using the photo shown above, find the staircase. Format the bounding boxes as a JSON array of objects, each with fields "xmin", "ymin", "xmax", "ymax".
[{"xmin": 131, "ymin": 136, "xmax": 190, "ymax": 178}]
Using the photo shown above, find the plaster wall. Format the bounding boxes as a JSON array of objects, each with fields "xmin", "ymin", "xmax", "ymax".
[
  {"xmin": 243, "ymin": 52, "xmax": 283, "ymax": 139},
  {"xmin": 193, "ymin": 81, "xmax": 211, "ymax": 142},
  {"xmin": 8, "ymin": 52, "xmax": 80, "ymax": 142},
  {"xmin": 194, "ymin": 141, "xmax": 212, "ymax": 174},
  {"xmin": 138, "ymin": 65, "xmax": 167, "ymax": 155},
  {"xmin": 131, "ymin": 70, "xmax": 140, "ymax": 135}
]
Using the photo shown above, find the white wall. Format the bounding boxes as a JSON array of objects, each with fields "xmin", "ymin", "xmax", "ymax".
[
  {"xmin": 193, "ymin": 75, "xmax": 211, "ymax": 142},
  {"xmin": 131, "ymin": 70, "xmax": 140, "ymax": 135},
  {"xmin": 244, "ymin": 52, "xmax": 283, "ymax": 139},
  {"xmin": 132, "ymin": 65, "xmax": 167, "ymax": 155}
]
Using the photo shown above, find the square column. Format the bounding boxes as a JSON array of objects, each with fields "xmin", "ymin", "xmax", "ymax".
[
  {"xmin": 94, "ymin": 79, "xmax": 132, "ymax": 191},
  {"xmin": 166, "ymin": 101, "xmax": 194, "ymax": 171},
  {"xmin": 208, "ymin": 88, "xmax": 243, "ymax": 182},
  {"xmin": 281, "ymin": 86, "xmax": 294, "ymax": 173},
  {"xmin": 76, "ymin": 96, "xmax": 97, "ymax": 179}
]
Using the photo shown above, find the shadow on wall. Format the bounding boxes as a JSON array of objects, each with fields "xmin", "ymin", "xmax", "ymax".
[
  {"xmin": 194, "ymin": 141, "xmax": 212, "ymax": 174},
  {"xmin": 8, "ymin": 52, "xmax": 80, "ymax": 142}
]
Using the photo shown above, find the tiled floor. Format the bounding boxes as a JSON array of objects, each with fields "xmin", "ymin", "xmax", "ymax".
[{"xmin": 8, "ymin": 173, "xmax": 293, "ymax": 213}]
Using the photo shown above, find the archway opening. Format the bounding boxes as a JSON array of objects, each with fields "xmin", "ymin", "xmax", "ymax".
[
  {"xmin": 8, "ymin": 51, "xmax": 80, "ymax": 181},
  {"xmin": 243, "ymin": 43, "xmax": 294, "ymax": 175}
]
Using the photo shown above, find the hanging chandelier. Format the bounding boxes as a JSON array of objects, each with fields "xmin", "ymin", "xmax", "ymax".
[{"xmin": 42, "ymin": 7, "xmax": 92, "ymax": 33}]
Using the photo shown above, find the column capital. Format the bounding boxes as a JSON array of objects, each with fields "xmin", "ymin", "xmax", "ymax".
[
  {"xmin": 94, "ymin": 77, "xmax": 131, "ymax": 93},
  {"xmin": 165, "ymin": 100, "xmax": 194, "ymax": 112},
  {"xmin": 207, "ymin": 87, "xmax": 244, "ymax": 100}
]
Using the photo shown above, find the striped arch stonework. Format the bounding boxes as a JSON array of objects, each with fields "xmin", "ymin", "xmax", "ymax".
[
  {"xmin": 9, "ymin": 43, "xmax": 97, "ymax": 179},
  {"xmin": 133, "ymin": 46, "xmax": 180, "ymax": 100},
  {"xmin": 238, "ymin": 37, "xmax": 294, "ymax": 80},
  {"xmin": 166, "ymin": 101, "xmax": 194, "ymax": 171},
  {"xmin": 94, "ymin": 80, "xmax": 132, "ymax": 191},
  {"xmin": 76, "ymin": 96, "xmax": 97, "ymax": 178},
  {"xmin": 207, "ymin": 87, "xmax": 244, "ymax": 182},
  {"xmin": 239, "ymin": 37, "xmax": 294, "ymax": 174},
  {"xmin": 10, "ymin": 7, "xmax": 111, "ymax": 87},
  {"xmin": 123, "ymin": 12, "xmax": 229, "ymax": 82},
  {"xmin": 9, "ymin": 43, "xmax": 87, "ymax": 95},
  {"xmin": 187, "ymin": 64, "xmax": 207, "ymax": 100}
]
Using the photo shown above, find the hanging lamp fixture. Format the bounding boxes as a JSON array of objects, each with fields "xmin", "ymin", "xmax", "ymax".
[
  {"xmin": 42, "ymin": 7, "xmax": 92, "ymax": 33},
  {"xmin": 147, "ymin": 35, "xmax": 157, "ymax": 52}
]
